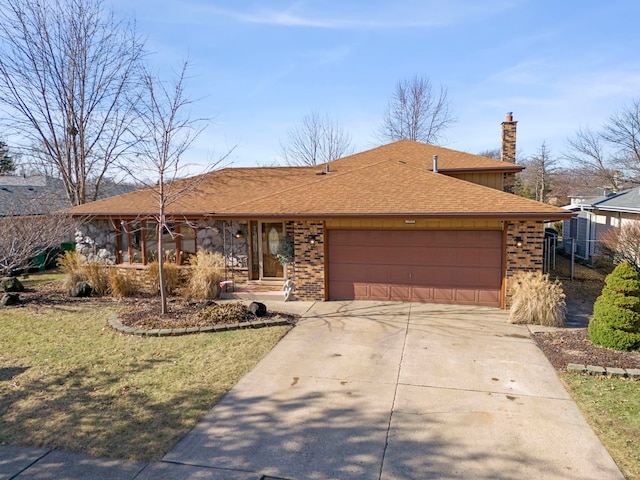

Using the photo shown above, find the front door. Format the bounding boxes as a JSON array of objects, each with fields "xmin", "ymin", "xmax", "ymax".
[{"xmin": 261, "ymin": 222, "xmax": 284, "ymax": 278}]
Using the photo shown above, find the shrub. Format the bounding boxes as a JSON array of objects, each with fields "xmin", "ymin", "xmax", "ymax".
[
  {"xmin": 109, "ymin": 269, "xmax": 139, "ymax": 299},
  {"xmin": 185, "ymin": 250, "xmax": 224, "ymax": 300},
  {"xmin": 58, "ymin": 250, "xmax": 84, "ymax": 290},
  {"xmin": 197, "ymin": 302, "xmax": 250, "ymax": 324},
  {"xmin": 599, "ymin": 222, "xmax": 640, "ymax": 272},
  {"xmin": 147, "ymin": 261, "xmax": 183, "ymax": 295},
  {"xmin": 508, "ymin": 271, "xmax": 566, "ymax": 327},
  {"xmin": 81, "ymin": 262, "xmax": 110, "ymax": 296},
  {"xmin": 589, "ymin": 261, "xmax": 640, "ymax": 351}
]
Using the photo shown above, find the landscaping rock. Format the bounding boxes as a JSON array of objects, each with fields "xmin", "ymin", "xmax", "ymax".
[
  {"xmin": 626, "ymin": 368, "xmax": 640, "ymax": 380},
  {"xmin": 566, "ymin": 363, "xmax": 586, "ymax": 373},
  {"xmin": 1, "ymin": 276, "xmax": 25, "ymax": 292},
  {"xmin": 249, "ymin": 301, "xmax": 267, "ymax": 317},
  {"xmin": 587, "ymin": 365, "xmax": 606, "ymax": 375},
  {"xmin": 606, "ymin": 367, "xmax": 627, "ymax": 377},
  {"xmin": 69, "ymin": 281, "xmax": 93, "ymax": 298},
  {"xmin": 0, "ymin": 293, "xmax": 20, "ymax": 306}
]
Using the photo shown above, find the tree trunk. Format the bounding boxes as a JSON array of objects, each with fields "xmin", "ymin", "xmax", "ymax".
[{"xmin": 157, "ymin": 217, "xmax": 168, "ymax": 315}]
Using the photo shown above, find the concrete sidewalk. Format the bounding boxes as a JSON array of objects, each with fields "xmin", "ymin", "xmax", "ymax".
[{"xmin": 1, "ymin": 301, "xmax": 624, "ymax": 479}]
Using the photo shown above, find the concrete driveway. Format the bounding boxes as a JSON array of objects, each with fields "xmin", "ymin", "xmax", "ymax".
[{"xmin": 161, "ymin": 301, "xmax": 623, "ymax": 480}]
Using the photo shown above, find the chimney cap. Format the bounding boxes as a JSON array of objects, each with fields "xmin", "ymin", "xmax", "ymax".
[{"xmin": 506, "ymin": 112, "xmax": 514, "ymax": 122}]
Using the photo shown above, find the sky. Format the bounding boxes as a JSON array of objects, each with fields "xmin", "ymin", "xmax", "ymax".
[{"xmin": 111, "ymin": 0, "xmax": 640, "ymax": 170}]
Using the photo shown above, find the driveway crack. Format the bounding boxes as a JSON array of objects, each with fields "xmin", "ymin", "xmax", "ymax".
[{"xmin": 378, "ymin": 303, "xmax": 411, "ymax": 479}]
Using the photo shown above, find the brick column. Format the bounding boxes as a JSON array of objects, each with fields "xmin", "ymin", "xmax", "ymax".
[
  {"xmin": 505, "ymin": 220, "xmax": 544, "ymax": 307},
  {"xmin": 288, "ymin": 221, "xmax": 325, "ymax": 301}
]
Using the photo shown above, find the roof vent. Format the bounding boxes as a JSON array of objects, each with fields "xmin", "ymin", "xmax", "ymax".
[{"xmin": 433, "ymin": 155, "xmax": 438, "ymax": 173}]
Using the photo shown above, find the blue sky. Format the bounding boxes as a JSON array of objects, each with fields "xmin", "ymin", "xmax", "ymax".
[{"xmin": 111, "ymin": 0, "xmax": 640, "ymax": 169}]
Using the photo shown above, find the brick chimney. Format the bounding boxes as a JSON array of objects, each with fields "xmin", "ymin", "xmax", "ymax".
[{"xmin": 501, "ymin": 112, "xmax": 517, "ymax": 163}]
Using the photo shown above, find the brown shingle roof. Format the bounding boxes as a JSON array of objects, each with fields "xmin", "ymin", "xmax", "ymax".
[
  {"xmin": 219, "ymin": 159, "xmax": 568, "ymax": 219},
  {"xmin": 322, "ymin": 139, "xmax": 523, "ymax": 173},
  {"xmin": 65, "ymin": 140, "xmax": 567, "ymax": 220}
]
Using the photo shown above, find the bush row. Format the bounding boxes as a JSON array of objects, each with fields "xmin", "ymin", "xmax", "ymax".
[{"xmin": 58, "ymin": 250, "xmax": 226, "ymax": 300}]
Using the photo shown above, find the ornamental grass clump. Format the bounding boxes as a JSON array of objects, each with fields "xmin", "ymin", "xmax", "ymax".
[
  {"xmin": 589, "ymin": 261, "xmax": 640, "ymax": 351},
  {"xmin": 147, "ymin": 260, "xmax": 183, "ymax": 295},
  {"xmin": 186, "ymin": 250, "xmax": 225, "ymax": 300},
  {"xmin": 108, "ymin": 269, "xmax": 139, "ymax": 299},
  {"xmin": 81, "ymin": 262, "xmax": 110, "ymax": 296},
  {"xmin": 508, "ymin": 271, "xmax": 566, "ymax": 327},
  {"xmin": 58, "ymin": 250, "xmax": 84, "ymax": 289}
]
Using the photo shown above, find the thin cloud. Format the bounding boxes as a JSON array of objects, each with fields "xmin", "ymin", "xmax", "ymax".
[{"xmin": 204, "ymin": 1, "xmax": 522, "ymax": 30}]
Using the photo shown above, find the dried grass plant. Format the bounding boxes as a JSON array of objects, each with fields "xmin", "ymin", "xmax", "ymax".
[
  {"xmin": 147, "ymin": 260, "xmax": 183, "ymax": 295},
  {"xmin": 109, "ymin": 269, "xmax": 139, "ymax": 299},
  {"xmin": 58, "ymin": 250, "xmax": 84, "ymax": 289},
  {"xmin": 508, "ymin": 271, "xmax": 566, "ymax": 327},
  {"xmin": 185, "ymin": 250, "xmax": 225, "ymax": 300},
  {"xmin": 81, "ymin": 262, "xmax": 110, "ymax": 296}
]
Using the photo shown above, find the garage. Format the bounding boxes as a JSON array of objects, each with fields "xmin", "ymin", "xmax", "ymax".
[{"xmin": 327, "ymin": 230, "xmax": 503, "ymax": 307}]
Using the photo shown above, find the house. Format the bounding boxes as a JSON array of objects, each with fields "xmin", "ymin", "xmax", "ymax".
[
  {"xmin": 0, "ymin": 175, "xmax": 69, "ymax": 217},
  {"xmin": 0, "ymin": 174, "xmax": 137, "ymax": 217},
  {"xmin": 563, "ymin": 186, "xmax": 640, "ymax": 260},
  {"xmin": 65, "ymin": 115, "xmax": 572, "ymax": 308}
]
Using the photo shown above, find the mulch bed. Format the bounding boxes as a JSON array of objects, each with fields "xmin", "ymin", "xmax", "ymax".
[
  {"xmin": 116, "ymin": 298, "xmax": 297, "ymax": 330},
  {"xmin": 533, "ymin": 329, "xmax": 640, "ymax": 370}
]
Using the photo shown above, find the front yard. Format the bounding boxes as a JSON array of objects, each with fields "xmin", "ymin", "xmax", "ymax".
[
  {"xmin": 541, "ymin": 255, "xmax": 640, "ymax": 480},
  {"xmin": 0, "ymin": 274, "xmax": 291, "ymax": 461}
]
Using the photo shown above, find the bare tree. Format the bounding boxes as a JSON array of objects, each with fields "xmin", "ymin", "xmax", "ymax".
[
  {"xmin": 0, "ymin": 205, "xmax": 74, "ymax": 276},
  {"xmin": 516, "ymin": 142, "xmax": 557, "ymax": 203},
  {"xmin": 477, "ymin": 148, "xmax": 501, "ymax": 160},
  {"xmin": 602, "ymin": 99, "xmax": 640, "ymax": 183},
  {"xmin": 377, "ymin": 75, "xmax": 454, "ymax": 145},
  {"xmin": 127, "ymin": 62, "xmax": 229, "ymax": 315},
  {"xmin": 280, "ymin": 111, "xmax": 353, "ymax": 166},
  {"xmin": 0, "ymin": 0, "xmax": 145, "ymax": 206},
  {"xmin": 564, "ymin": 127, "xmax": 624, "ymax": 192},
  {"xmin": 599, "ymin": 222, "xmax": 640, "ymax": 272}
]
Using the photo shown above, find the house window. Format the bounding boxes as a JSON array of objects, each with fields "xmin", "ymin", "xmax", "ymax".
[
  {"xmin": 117, "ymin": 219, "xmax": 197, "ymax": 265},
  {"xmin": 117, "ymin": 221, "xmax": 144, "ymax": 264},
  {"xmin": 180, "ymin": 224, "xmax": 197, "ymax": 264}
]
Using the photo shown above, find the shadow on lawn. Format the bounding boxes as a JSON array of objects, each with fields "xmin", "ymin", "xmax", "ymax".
[{"xmin": 0, "ymin": 358, "xmax": 217, "ymax": 461}]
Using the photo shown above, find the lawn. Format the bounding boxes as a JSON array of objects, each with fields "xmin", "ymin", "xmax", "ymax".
[
  {"xmin": 549, "ymin": 255, "xmax": 639, "ymax": 480},
  {"xmin": 561, "ymin": 373, "xmax": 640, "ymax": 480},
  {"xmin": 0, "ymin": 276, "xmax": 291, "ymax": 461}
]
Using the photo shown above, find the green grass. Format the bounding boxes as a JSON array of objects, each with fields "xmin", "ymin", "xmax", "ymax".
[
  {"xmin": 0, "ymin": 294, "xmax": 290, "ymax": 461},
  {"xmin": 19, "ymin": 271, "xmax": 66, "ymax": 286},
  {"xmin": 561, "ymin": 373, "xmax": 640, "ymax": 480}
]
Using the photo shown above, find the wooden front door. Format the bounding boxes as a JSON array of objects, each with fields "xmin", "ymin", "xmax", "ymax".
[{"xmin": 261, "ymin": 222, "xmax": 284, "ymax": 278}]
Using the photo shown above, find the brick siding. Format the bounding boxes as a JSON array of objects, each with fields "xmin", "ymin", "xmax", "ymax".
[
  {"xmin": 504, "ymin": 220, "xmax": 544, "ymax": 307},
  {"xmin": 286, "ymin": 220, "xmax": 325, "ymax": 301}
]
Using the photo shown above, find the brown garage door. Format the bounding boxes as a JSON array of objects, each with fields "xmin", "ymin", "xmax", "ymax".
[{"xmin": 327, "ymin": 230, "xmax": 503, "ymax": 307}]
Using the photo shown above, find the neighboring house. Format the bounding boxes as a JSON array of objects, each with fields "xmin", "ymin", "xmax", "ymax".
[
  {"xmin": 0, "ymin": 175, "xmax": 69, "ymax": 216},
  {"xmin": 563, "ymin": 187, "xmax": 640, "ymax": 260},
  {"xmin": 0, "ymin": 174, "xmax": 137, "ymax": 216},
  {"xmin": 66, "ymin": 115, "xmax": 572, "ymax": 308}
]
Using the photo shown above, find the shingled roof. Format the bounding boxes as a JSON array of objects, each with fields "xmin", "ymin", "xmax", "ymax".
[
  {"xmin": 0, "ymin": 175, "xmax": 69, "ymax": 216},
  {"xmin": 65, "ymin": 140, "xmax": 569, "ymax": 220}
]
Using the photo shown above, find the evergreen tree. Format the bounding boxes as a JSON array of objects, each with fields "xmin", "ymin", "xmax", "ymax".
[
  {"xmin": 589, "ymin": 261, "xmax": 640, "ymax": 350},
  {"xmin": 0, "ymin": 141, "xmax": 15, "ymax": 174}
]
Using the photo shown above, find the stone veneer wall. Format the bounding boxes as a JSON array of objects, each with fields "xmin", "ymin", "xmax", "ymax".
[
  {"xmin": 286, "ymin": 220, "xmax": 325, "ymax": 301},
  {"xmin": 75, "ymin": 219, "xmax": 248, "ymax": 283},
  {"xmin": 504, "ymin": 220, "xmax": 544, "ymax": 307},
  {"xmin": 74, "ymin": 220, "xmax": 117, "ymax": 264}
]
